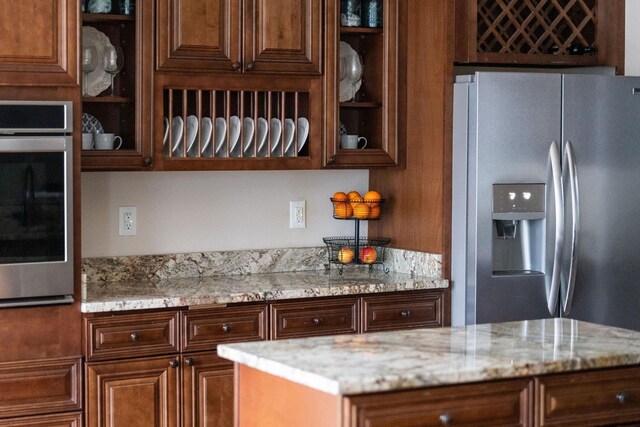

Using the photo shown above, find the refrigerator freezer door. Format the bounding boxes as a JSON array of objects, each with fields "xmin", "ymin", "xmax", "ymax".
[{"xmin": 561, "ymin": 75, "xmax": 640, "ymax": 331}]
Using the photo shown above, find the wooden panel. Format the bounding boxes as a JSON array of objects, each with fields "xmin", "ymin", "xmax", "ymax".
[
  {"xmin": 182, "ymin": 353, "xmax": 234, "ymax": 427},
  {"xmin": 0, "ymin": 0, "xmax": 77, "ymax": 86},
  {"xmin": 182, "ymin": 304, "xmax": 267, "ymax": 352},
  {"xmin": 244, "ymin": 0, "xmax": 322, "ymax": 74},
  {"xmin": 236, "ymin": 364, "xmax": 342, "ymax": 427},
  {"xmin": 0, "ymin": 412, "xmax": 82, "ymax": 427},
  {"xmin": 0, "ymin": 357, "xmax": 81, "ymax": 419},
  {"xmin": 361, "ymin": 290, "xmax": 445, "ymax": 333},
  {"xmin": 84, "ymin": 310, "xmax": 180, "ymax": 361},
  {"xmin": 344, "ymin": 379, "xmax": 533, "ymax": 427},
  {"xmin": 270, "ymin": 297, "xmax": 359, "ymax": 339},
  {"xmin": 156, "ymin": 0, "xmax": 241, "ymax": 72},
  {"xmin": 86, "ymin": 356, "xmax": 180, "ymax": 427},
  {"xmin": 537, "ymin": 366, "xmax": 640, "ymax": 426}
]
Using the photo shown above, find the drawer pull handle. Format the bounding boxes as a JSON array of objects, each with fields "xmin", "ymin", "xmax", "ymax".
[
  {"xmin": 313, "ymin": 317, "xmax": 323, "ymax": 325},
  {"xmin": 130, "ymin": 332, "xmax": 139, "ymax": 341},
  {"xmin": 169, "ymin": 359, "xmax": 179, "ymax": 368},
  {"xmin": 222, "ymin": 324, "xmax": 232, "ymax": 333},
  {"xmin": 231, "ymin": 62, "xmax": 242, "ymax": 71},
  {"xmin": 617, "ymin": 391, "xmax": 628, "ymax": 404},
  {"xmin": 400, "ymin": 310, "xmax": 411, "ymax": 318},
  {"xmin": 439, "ymin": 412, "xmax": 452, "ymax": 425},
  {"xmin": 185, "ymin": 358, "xmax": 195, "ymax": 367}
]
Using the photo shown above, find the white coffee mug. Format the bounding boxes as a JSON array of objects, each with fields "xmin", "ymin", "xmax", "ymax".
[
  {"xmin": 82, "ymin": 133, "xmax": 94, "ymax": 150},
  {"xmin": 94, "ymin": 133, "xmax": 123, "ymax": 150},
  {"xmin": 340, "ymin": 134, "xmax": 367, "ymax": 149}
]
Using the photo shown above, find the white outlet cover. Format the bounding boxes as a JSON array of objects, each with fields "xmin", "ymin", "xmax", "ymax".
[
  {"xmin": 119, "ymin": 206, "xmax": 137, "ymax": 236},
  {"xmin": 289, "ymin": 200, "xmax": 306, "ymax": 229}
]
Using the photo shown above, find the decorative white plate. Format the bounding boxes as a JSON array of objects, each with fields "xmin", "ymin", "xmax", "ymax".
[
  {"xmin": 339, "ymin": 41, "xmax": 363, "ymax": 102},
  {"xmin": 82, "ymin": 112, "xmax": 104, "ymax": 134},
  {"xmin": 185, "ymin": 115, "xmax": 198, "ymax": 157},
  {"xmin": 214, "ymin": 117, "xmax": 227, "ymax": 156},
  {"xmin": 243, "ymin": 117, "xmax": 255, "ymax": 157},
  {"xmin": 229, "ymin": 116, "xmax": 241, "ymax": 157},
  {"xmin": 82, "ymin": 26, "xmax": 113, "ymax": 97},
  {"xmin": 200, "ymin": 117, "xmax": 213, "ymax": 157},
  {"xmin": 270, "ymin": 118, "xmax": 282, "ymax": 156},
  {"xmin": 171, "ymin": 116, "xmax": 184, "ymax": 156},
  {"xmin": 297, "ymin": 117, "xmax": 309, "ymax": 152},
  {"xmin": 283, "ymin": 118, "xmax": 295, "ymax": 156},
  {"xmin": 256, "ymin": 117, "xmax": 269, "ymax": 157}
]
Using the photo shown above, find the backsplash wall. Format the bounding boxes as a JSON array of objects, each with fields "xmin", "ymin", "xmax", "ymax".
[{"xmin": 81, "ymin": 170, "xmax": 369, "ymax": 257}]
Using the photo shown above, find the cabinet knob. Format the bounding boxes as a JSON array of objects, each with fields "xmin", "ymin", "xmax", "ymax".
[
  {"xmin": 185, "ymin": 358, "xmax": 195, "ymax": 367},
  {"xmin": 439, "ymin": 412, "xmax": 453, "ymax": 425},
  {"xmin": 617, "ymin": 391, "xmax": 628, "ymax": 404},
  {"xmin": 130, "ymin": 332, "xmax": 139, "ymax": 341},
  {"xmin": 222, "ymin": 323, "xmax": 232, "ymax": 333},
  {"xmin": 231, "ymin": 62, "xmax": 242, "ymax": 71},
  {"xmin": 246, "ymin": 62, "xmax": 256, "ymax": 71},
  {"xmin": 169, "ymin": 359, "xmax": 179, "ymax": 368},
  {"xmin": 312, "ymin": 317, "xmax": 323, "ymax": 326},
  {"xmin": 143, "ymin": 156, "xmax": 152, "ymax": 166},
  {"xmin": 400, "ymin": 310, "xmax": 411, "ymax": 318}
]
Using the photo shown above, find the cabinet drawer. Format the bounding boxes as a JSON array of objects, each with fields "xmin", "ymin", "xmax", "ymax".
[
  {"xmin": 345, "ymin": 379, "xmax": 533, "ymax": 427},
  {"xmin": 0, "ymin": 412, "xmax": 82, "ymax": 426},
  {"xmin": 84, "ymin": 310, "xmax": 179, "ymax": 361},
  {"xmin": 0, "ymin": 357, "xmax": 81, "ymax": 419},
  {"xmin": 270, "ymin": 297, "xmax": 359, "ymax": 339},
  {"xmin": 537, "ymin": 367, "xmax": 640, "ymax": 426},
  {"xmin": 362, "ymin": 291, "xmax": 444, "ymax": 332},
  {"xmin": 182, "ymin": 304, "xmax": 267, "ymax": 352}
]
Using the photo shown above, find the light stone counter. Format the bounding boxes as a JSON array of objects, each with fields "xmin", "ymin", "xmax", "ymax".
[
  {"xmin": 218, "ymin": 318, "xmax": 640, "ymax": 395},
  {"xmin": 81, "ymin": 269, "xmax": 448, "ymax": 313}
]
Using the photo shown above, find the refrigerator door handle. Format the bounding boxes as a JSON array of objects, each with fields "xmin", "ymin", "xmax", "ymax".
[
  {"xmin": 562, "ymin": 141, "xmax": 579, "ymax": 315},
  {"xmin": 548, "ymin": 140, "xmax": 563, "ymax": 315}
]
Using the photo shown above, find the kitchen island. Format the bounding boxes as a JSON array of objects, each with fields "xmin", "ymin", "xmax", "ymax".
[{"xmin": 219, "ymin": 318, "xmax": 640, "ymax": 426}]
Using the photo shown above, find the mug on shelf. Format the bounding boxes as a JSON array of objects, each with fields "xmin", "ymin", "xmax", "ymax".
[
  {"xmin": 82, "ymin": 133, "xmax": 94, "ymax": 150},
  {"xmin": 94, "ymin": 133, "xmax": 123, "ymax": 150},
  {"xmin": 340, "ymin": 134, "xmax": 367, "ymax": 149}
]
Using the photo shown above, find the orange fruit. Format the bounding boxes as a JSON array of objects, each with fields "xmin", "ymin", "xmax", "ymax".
[
  {"xmin": 353, "ymin": 203, "xmax": 370, "ymax": 219},
  {"xmin": 334, "ymin": 202, "xmax": 353, "ymax": 219},
  {"xmin": 364, "ymin": 190, "xmax": 382, "ymax": 203},
  {"xmin": 347, "ymin": 191, "xmax": 362, "ymax": 200},
  {"xmin": 349, "ymin": 196, "xmax": 364, "ymax": 208},
  {"xmin": 368, "ymin": 204, "xmax": 381, "ymax": 219},
  {"xmin": 337, "ymin": 247, "xmax": 354, "ymax": 263},
  {"xmin": 332, "ymin": 191, "xmax": 348, "ymax": 202}
]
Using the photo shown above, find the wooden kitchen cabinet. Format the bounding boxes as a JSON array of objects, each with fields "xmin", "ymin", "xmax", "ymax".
[
  {"xmin": 361, "ymin": 290, "xmax": 445, "ymax": 332},
  {"xmin": 0, "ymin": 0, "xmax": 78, "ymax": 86},
  {"xmin": 454, "ymin": 0, "xmax": 625, "ymax": 72},
  {"xmin": 323, "ymin": 0, "xmax": 399, "ymax": 168},
  {"xmin": 156, "ymin": 0, "xmax": 321, "ymax": 75},
  {"xmin": 0, "ymin": 412, "xmax": 82, "ymax": 427},
  {"xmin": 81, "ymin": 0, "xmax": 155, "ymax": 170}
]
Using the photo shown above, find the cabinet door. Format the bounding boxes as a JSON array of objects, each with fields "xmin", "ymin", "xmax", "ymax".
[
  {"xmin": 244, "ymin": 0, "xmax": 322, "ymax": 74},
  {"xmin": 156, "ymin": 0, "xmax": 241, "ymax": 72},
  {"xmin": 0, "ymin": 0, "xmax": 77, "ymax": 86},
  {"xmin": 86, "ymin": 356, "xmax": 180, "ymax": 427},
  {"xmin": 182, "ymin": 353, "xmax": 234, "ymax": 427},
  {"xmin": 0, "ymin": 412, "xmax": 82, "ymax": 427}
]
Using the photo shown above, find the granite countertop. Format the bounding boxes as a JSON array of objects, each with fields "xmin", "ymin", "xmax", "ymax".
[
  {"xmin": 218, "ymin": 318, "xmax": 640, "ymax": 396},
  {"xmin": 81, "ymin": 269, "xmax": 448, "ymax": 313}
]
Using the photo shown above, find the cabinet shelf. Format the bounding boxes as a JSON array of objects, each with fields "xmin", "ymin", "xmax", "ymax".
[
  {"xmin": 339, "ymin": 101, "xmax": 382, "ymax": 109},
  {"xmin": 82, "ymin": 13, "xmax": 135, "ymax": 23},
  {"xmin": 82, "ymin": 96, "xmax": 133, "ymax": 104},
  {"xmin": 340, "ymin": 27, "xmax": 383, "ymax": 35}
]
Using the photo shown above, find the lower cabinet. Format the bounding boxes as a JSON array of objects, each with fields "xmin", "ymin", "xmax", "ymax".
[{"xmin": 0, "ymin": 412, "xmax": 82, "ymax": 427}]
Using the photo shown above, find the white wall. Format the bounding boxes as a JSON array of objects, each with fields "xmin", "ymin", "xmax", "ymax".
[
  {"xmin": 81, "ymin": 170, "xmax": 368, "ymax": 257},
  {"xmin": 626, "ymin": 0, "xmax": 640, "ymax": 76}
]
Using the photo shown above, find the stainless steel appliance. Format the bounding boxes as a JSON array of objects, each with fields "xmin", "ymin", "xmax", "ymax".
[
  {"xmin": 452, "ymin": 72, "xmax": 640, "ymax": 330},
  {"xmin": 0, "ymin": 101, "xmax": 73, "ymax": 307}
]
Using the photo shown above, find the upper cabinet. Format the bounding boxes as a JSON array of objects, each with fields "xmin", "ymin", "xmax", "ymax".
[
  {"xmin": 156, "ymin": 0, "xmax": 322, "ymax": 75},
  {"xmin": 80, "ymin": 0, "xmax": 154, "ymax": 170},
  {"xmin": 455, "ymin": 0, "xmax": 625, "ymax": 72},
  {"xmin": 0, "ymin": 0, "xmax": 78, "ymax": 86},
  {"xmin": 323, "ymin": 0, "xmax": 399, "ymax": 168}
]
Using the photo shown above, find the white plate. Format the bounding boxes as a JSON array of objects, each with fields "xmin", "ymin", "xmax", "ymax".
[
  {"xmin": 163, "ymin": 117, "xmax": 169, "ymax": 145},
  {"xmin": 171, "ymin": 116, "xmax": 184, "ymax": 156},
  {"xmin": 214, "ymin": 117, "xmax": 227, "ymax": 157},
  {"xmin": 186, "ymin": 115, "xmax": 198, "ymax": 156},
  {"xmin": 297, "ymin": 117, "xmax": 309, "ymax": 152},
  {"xmin": 82, "ymin": 26, "xmax": 113, "ymax": 97},
  {"xmin": 82, "ymin": 112, "xmax": 104, "ymax": 134},
  {"xmin": 283, "ymin": 118, "xmax": 295, "ymax": 156},
  {"xmin": 200, "ymin": 117, "xmax": 213, "ymax": 157},
  {"xmin": 270, "ymin": 118, "xmax": 282, "ymax": 156},
  {"xmin": 229, "ymin": 116, "xmax": 241, "ymax": 157},
  {"xmin": 256, "ymin": 117, "xmax": 269, "ymax": 157},
  {"xmin": 339, "ymin": 41, "xmax": 363, "ymax": 102},
  {"xmin": 243, "ymin": 117, "xmax": 255, "ymax": 157}
]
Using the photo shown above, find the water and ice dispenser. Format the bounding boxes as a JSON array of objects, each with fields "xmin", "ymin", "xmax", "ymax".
[{"xmin": 492, "ymin": 184, "xmax": 545, "ymax": 275}]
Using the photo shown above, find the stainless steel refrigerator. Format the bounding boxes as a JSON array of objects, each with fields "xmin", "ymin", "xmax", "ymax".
[{"xmin": 451, "ymin": 71, "xmax": 640, "ymax": 330}]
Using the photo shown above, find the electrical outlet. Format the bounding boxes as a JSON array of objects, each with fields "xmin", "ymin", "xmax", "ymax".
[
  {"xmin": 119, "ymin": 207, "xmax": 137, "ymax": 236},
  {"xmin": 289, "ymin": 200, "xmax": 306, "ymax": 229}
]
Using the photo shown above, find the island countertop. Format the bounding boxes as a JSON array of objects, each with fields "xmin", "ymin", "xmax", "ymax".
[
  {"xmin": 218, "ymin": 318, "xmax": 640, "ymax": 395},
  {"xmin": 81, "ymin": 269, "xmax": 448, "ymax": 313}
]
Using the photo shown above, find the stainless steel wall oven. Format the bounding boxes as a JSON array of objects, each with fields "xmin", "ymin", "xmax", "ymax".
[{"xmin": 0, "ymin": 101, "xmax": 73, "ymax": 307}]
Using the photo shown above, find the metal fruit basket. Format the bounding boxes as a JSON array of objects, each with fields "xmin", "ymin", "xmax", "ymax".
[
  {"xmin": 323, "ymin": 236, "xmax": 390, "ymax": 274},
  {"xmin": 330, "ymin": 198, "xmax": 385, "ymax": 220}
]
